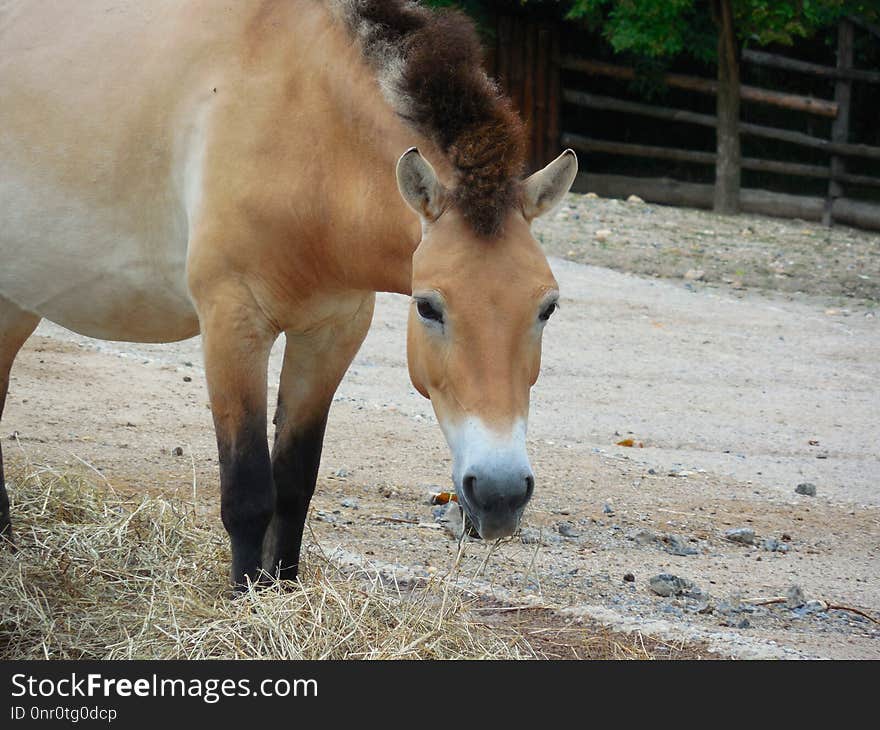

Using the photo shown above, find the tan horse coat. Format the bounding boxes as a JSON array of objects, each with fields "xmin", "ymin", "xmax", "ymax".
[{"xmin": 0, "ymin": 0, "xmax": 576, "ymax": 586}]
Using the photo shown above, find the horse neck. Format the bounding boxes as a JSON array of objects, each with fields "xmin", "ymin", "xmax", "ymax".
[{"xmin": 257, "ymin": 1, "xmax": 439, "ymax": 297}]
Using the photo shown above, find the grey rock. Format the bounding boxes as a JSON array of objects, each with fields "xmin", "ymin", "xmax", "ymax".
[
  {"xmin": 786, "ymin": 585, "xmax": 806, "ymax": 609},
  {"xmin": 724, "ymin": 527, "xmax": 756, "ymax": 545},
  {"xmin": 716, "ymin": 600, "xmax": 741, "ymax": 616},
  {"xmin": 737, "ymin": 617, "xmax": 751, "ymax": 629},
  {"xmin": 603, "ymin": 503, "xmax": 614, "ymax": 515},
  {"xmin": 172, "ymin": 446, "xmax": 184, "ymax": 457},
  {"xmin": 791, "ymin": 600, "xmax": 828, "ymax": 619},
  {"xmin": 649, "ymin": 573, "xmax": 696, "ymax": 597},
  {"xmin": 555, "ymin": 522, "xmax": 581, "ymax": 538},
  {"xmin": 665, "ymin": 533, "xmax": 699, "ymax": 556},
  {"xmin": 795, "ymin": 482, "xmax": 817, "ymax": 496},
  {"xmin": 762, "ymin": 537, "xmax": 790, "ymax": 553},
  {"xmin": 630, "ymin": 528, "xmax": 658, "ymax": 545},
  {"xmin": 623, "ymin": 572, "xmax": 635, "ymax": 582},
  {"xmin": 340, "ymin": 498, "xmax": 359, "ymax": 510},
  {"xmin": 334, "ymin": 467, "xmax": 352, "ymax": 478}
]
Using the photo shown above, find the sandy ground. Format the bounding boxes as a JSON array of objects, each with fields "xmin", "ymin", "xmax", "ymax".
[{"xmin": 3, "ymin": 215, "xmax": 879, "ymax": 659}]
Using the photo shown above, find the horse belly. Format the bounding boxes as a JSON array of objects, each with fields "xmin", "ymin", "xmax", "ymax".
[
  {"xmin": 0, "ymin": 168, "xmax": 199, "ymax": 343},
  {"xmin": 0, "ymin": 0, "xmax": 221, "ymax": 343}
]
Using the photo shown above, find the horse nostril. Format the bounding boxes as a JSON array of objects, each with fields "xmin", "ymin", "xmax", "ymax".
[
  {"xmin": 462, "ymin": 474, "xmax": 478, "ymax": 506},
  {"xmin": 524, "ymin": 475, "xmax": 535, "ymax": 502}
]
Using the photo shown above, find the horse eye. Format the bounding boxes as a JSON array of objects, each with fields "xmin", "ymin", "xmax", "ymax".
[
  {"xmin": 417, "ymin": 299, "xmax": 443, "ymax": 323},
  {"xmin": 539, "ymin": 302, "xmax": 557, "ymax": 322}
]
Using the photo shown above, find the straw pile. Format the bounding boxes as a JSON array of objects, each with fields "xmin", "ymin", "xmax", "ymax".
[
  {"xmin": 0, "ymin": 458, "xmax": 536, "ymax": 659},
  {"xmin": 0, "ymin": 456, "xmax": 708, "ymax": 660}
]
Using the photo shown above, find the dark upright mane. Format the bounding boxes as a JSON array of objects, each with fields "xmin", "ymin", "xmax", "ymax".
[{"xmin": 334, "ymin": 0, "xmax": 527, "ymax": 236}]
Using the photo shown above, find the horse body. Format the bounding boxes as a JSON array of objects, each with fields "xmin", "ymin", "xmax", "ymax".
[
  {"xmin": 1, "ymin": 0, "xmax": 420, "ymax": 342},
  {"xmin": 1, "ymin": 0, "xmax": 577, "ymax": 588}
]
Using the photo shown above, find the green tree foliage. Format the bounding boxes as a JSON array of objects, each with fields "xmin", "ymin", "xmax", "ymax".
[
  {"xmin": 564, "ymin": 1, "xmax": 878, "ymax": 58},
  {"xmin": 426, "ymin": 1, "xmax": 878, "ymax": 58}
]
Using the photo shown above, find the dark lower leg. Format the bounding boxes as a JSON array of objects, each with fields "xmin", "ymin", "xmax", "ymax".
[
  {"xmin": 0, "ymin": 307, "xmax": 40, "ymax": 547},
  {"xmin": 218, "ymin": 422, "xmax": 275, "ymax": 589},
  {"xmin": 1, "ymin": 377, "xmax": 15, "ymax": 546},
  {"xmin": 0, "ymin": 443, "xmax": 12, "ymax": 546},
  {"xmin": 263, "ymin": 411, "xmax": 329, "ymax": 581}
]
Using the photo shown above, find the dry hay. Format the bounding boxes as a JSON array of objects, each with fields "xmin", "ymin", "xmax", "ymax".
[
  {"xmin": 0, "ymin": 457, "xmax": 536, "ymax": 659},
  {"xmin": 0, "ymin": 455, "xmax": 708, "ymax": 660}
]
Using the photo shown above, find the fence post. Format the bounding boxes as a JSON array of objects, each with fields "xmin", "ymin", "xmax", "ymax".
[
  {"xmin": 823, "ymin": 18, "xmax": 854, "ymax": 226},
  {"xmin": 546, "ymin": 23, "xmax": 561, "ymax": 167}
]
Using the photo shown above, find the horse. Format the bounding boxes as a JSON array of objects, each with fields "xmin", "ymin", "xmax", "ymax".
[{"xmin": 0, "ymin": 0, "xmax": 577, "ymax": 588}]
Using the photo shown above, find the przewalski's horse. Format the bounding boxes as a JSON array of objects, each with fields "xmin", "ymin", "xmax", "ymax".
[{"xmin": 0, "ymin": 0, "xmax": 577, "ymax": 588}]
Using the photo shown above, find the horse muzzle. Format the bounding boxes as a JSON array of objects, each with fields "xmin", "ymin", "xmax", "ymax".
[{"xmin": 457, "ymin": 466, "xmax": 534, "ymax": 540}]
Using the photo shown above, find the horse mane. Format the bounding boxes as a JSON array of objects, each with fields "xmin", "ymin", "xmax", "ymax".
[{"xmin": 333, "ymin": 0, "xmax": 527, "ymax": 236}]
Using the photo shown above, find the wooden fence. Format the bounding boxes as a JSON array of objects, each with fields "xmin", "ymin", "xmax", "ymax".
[{"xmin": 488, "ymin": 15, "xmax": 880, "ymax": 231}]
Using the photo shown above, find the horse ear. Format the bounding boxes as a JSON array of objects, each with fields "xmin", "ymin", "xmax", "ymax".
[
  {"xmin": 522, "ymin": 149, "xmax": 578, "ymax": 221},
  {"xmin": 396, "ymin": 148, "xmax": 447, "ymax": 222}
]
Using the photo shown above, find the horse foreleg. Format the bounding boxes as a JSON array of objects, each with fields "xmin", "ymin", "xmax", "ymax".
[
  {"xmin": 263, "ymin": 294, "xmax": 375, "ymax": 581},
  {"xmin": 0, "ymin": 297, "xmax": 40, "ymax": 546},
  {"xmin": 199, "ymin": 289, "xmax": 277, "ymax": 589}
]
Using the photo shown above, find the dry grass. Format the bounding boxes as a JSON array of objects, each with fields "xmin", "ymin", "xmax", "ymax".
[
  {"xmin": 0, "ymin": 456, "xmax": 709, "ymax": 660},
  {"xmin": 0, "ymin": 458, "xmax": 536, "ymax": 659}
]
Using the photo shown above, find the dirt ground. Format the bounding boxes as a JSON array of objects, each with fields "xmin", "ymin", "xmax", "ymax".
[
  {"xmin": 3, "ymin": 197, "xmax": 878, "ymax": 659},
  {"xmin": 541, "ymin": 193, "xmax": 880, "ymax": 305}
]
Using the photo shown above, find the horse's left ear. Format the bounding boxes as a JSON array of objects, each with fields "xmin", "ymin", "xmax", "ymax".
[{"xmin": 521, "ymin": 149, "xmax": 578, "ymax": 221}]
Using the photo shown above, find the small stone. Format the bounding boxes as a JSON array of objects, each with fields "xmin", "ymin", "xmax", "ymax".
[
  {"xmin": 684, "ymin": 269, "xmax": 705, "ymax": 281},
  {"xmin": 623, "ymin": 572, "xmax": 635, "ymax": 582},
  {"xmin": 795, "ymin": 482, "xmax": 817, "ymax": 496},
  {"xmin": 649, "ymin": 573, "xmax": 695, "ymax": 597},
  {"xmin": 737, "ymin": 617, "xmax": 751, "ymax": 629},
  {"xmin": 762, "ymin": 537, "xmax": 790, "ymax": 553},
  {"xmin": 665, "ymin": 533, "xmax": 699, "ymax": 556},
  {"xmin": 631, "ymin": 528, "xmax": 658, "ymax": 546},
  {"xmin": 786, "ymin": 585, "xmax": 805, "ymax": 608},
  {"xmin": 595, "ymin": 229, "xmax": 612, "ymax": 242},
  {"xmin": 184, "ymin": 361, "xmax": 193, "ymax": 367},
  {"xmin": 556, "ymin": 522, "xmax": 580, "ymax": 538},
  {"xmin": 172, "ymin": 446, "xmax": 183, "ymax": 457},
  {"xmin": 804, "ymin": 599, "xmax": 828, "ymax": 614},
  {"xmin": 334, "ymin": 467, "xmax": 352, "ymax": 478},
  {"xmin": 603, "ymin": 503, "xmax": 614, "ymax": 515},
  {"xmin": 626, "ymin": 194, "xmax": 644, "ymax": 204},
  {"xmin": 586, "ymin": 192, "xmax": 599, "ymax": 199},
  {"xmin": 724, "ymin": 527, "xmax": 756, "ymax": 545},
  {"xmin": 340, "ymin": 498, "xmax": 359, "ymax": 510},
  {"xmin": 182, "ymin": 375, "xmax": 192, "ymax": 382}
]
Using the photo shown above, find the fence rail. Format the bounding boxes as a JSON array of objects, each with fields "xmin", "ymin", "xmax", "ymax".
[{"xmin": 490, "ymin": 13, "xmax": 880, "ymax": 229}]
